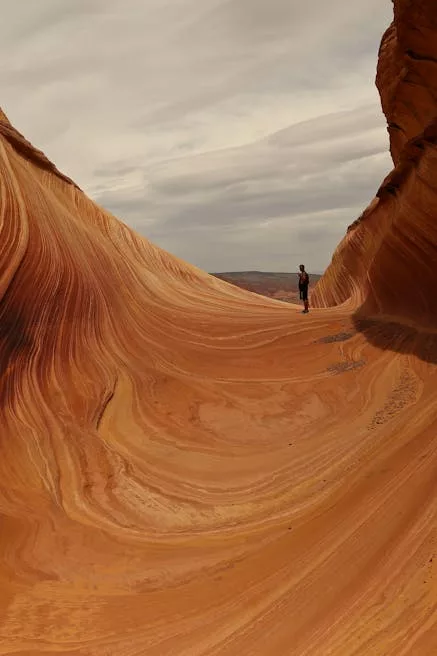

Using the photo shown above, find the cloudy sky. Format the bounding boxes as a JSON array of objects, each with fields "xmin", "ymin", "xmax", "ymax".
[{"xmin": 0, "ymin": 0, "xmax": 394, "ymax": 273}]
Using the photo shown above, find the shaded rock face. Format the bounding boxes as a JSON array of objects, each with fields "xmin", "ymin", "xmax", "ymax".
[{"xmin": 313, "ymin": 0, "xmax": 437, "ymax": 333}]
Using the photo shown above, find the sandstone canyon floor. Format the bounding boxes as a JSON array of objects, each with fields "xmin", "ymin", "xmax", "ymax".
[{"xmin": 1, "ymin": 0, "xmax": 437, "ymax": 653}]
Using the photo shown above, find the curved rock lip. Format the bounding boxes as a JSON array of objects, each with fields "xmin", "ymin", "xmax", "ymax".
[{"xmin": 0, "ymin": 108, "xmax": 81, "ymax": 190}]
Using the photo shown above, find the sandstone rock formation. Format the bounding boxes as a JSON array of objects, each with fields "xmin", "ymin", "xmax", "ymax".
[
  {"xmin": 0, "ymin": 1, "xmax": 437, "ymax": 654},
  {"xmin": 313, "ymin": 0, "xmax": 437, "ymax": 337}
]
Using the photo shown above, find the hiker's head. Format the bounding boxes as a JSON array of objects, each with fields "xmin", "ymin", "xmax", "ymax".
[{"xmin": 299, "ymin": 264, "xmax": 305, "ymax": 272}]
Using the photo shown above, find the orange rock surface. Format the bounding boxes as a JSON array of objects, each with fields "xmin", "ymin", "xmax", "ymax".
[{"xmin": 1, "ymin": 1, "xmax": 437, "ymax": 654}]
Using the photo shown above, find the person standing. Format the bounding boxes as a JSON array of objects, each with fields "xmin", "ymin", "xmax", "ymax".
[{"xmin": 298, "ymin": 264, "xmax": 309, "ymax": 313}]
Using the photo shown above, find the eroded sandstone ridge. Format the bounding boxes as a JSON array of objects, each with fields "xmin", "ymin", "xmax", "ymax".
[
  {"xmin": 313, "ymin": 0, "xmax": 437, "ymax": 335},
  {"xmin": 0, "ymin": 1, "xmax": 437, "ymax": 654}
]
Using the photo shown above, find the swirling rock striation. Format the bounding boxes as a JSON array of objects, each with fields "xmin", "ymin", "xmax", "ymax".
[{"xmin": 1, "ymin": 1, "xmax": 437, "ymax": 654}]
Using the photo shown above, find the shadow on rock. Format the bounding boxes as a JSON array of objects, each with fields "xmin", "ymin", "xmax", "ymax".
[{"xmin": 353, "ymin": 315, "xmax": 437, "ymax": 365}]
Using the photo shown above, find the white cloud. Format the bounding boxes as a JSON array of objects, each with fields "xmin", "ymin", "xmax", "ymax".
[{"xmin": 0, "ymin": 0, "xmax": 394, "ymax": 272}]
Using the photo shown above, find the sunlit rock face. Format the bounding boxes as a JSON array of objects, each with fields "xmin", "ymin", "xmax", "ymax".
[{"xmin": 1, "ymin": 1, "xmax": 437, "ymax": 654}]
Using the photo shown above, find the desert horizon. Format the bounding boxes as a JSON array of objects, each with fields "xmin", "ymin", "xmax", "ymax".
[{"xmin": 211, "ymin": 271, "xmax": 323, "ymax": 303}]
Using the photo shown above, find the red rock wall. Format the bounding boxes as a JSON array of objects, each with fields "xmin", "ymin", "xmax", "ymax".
[{"xmin": 313, "ymin": 0, "xmax": 437, "ymax": 330}]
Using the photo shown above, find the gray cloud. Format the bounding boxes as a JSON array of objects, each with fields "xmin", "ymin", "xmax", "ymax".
[{"xmin": 0, "ymin": 0, "xmax": 394, "ymax": 273}]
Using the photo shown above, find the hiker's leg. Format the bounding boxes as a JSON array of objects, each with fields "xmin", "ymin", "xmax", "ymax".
[{"xmin": 303, "ymin": 287, "xmax": 309, "ymax": 313}]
